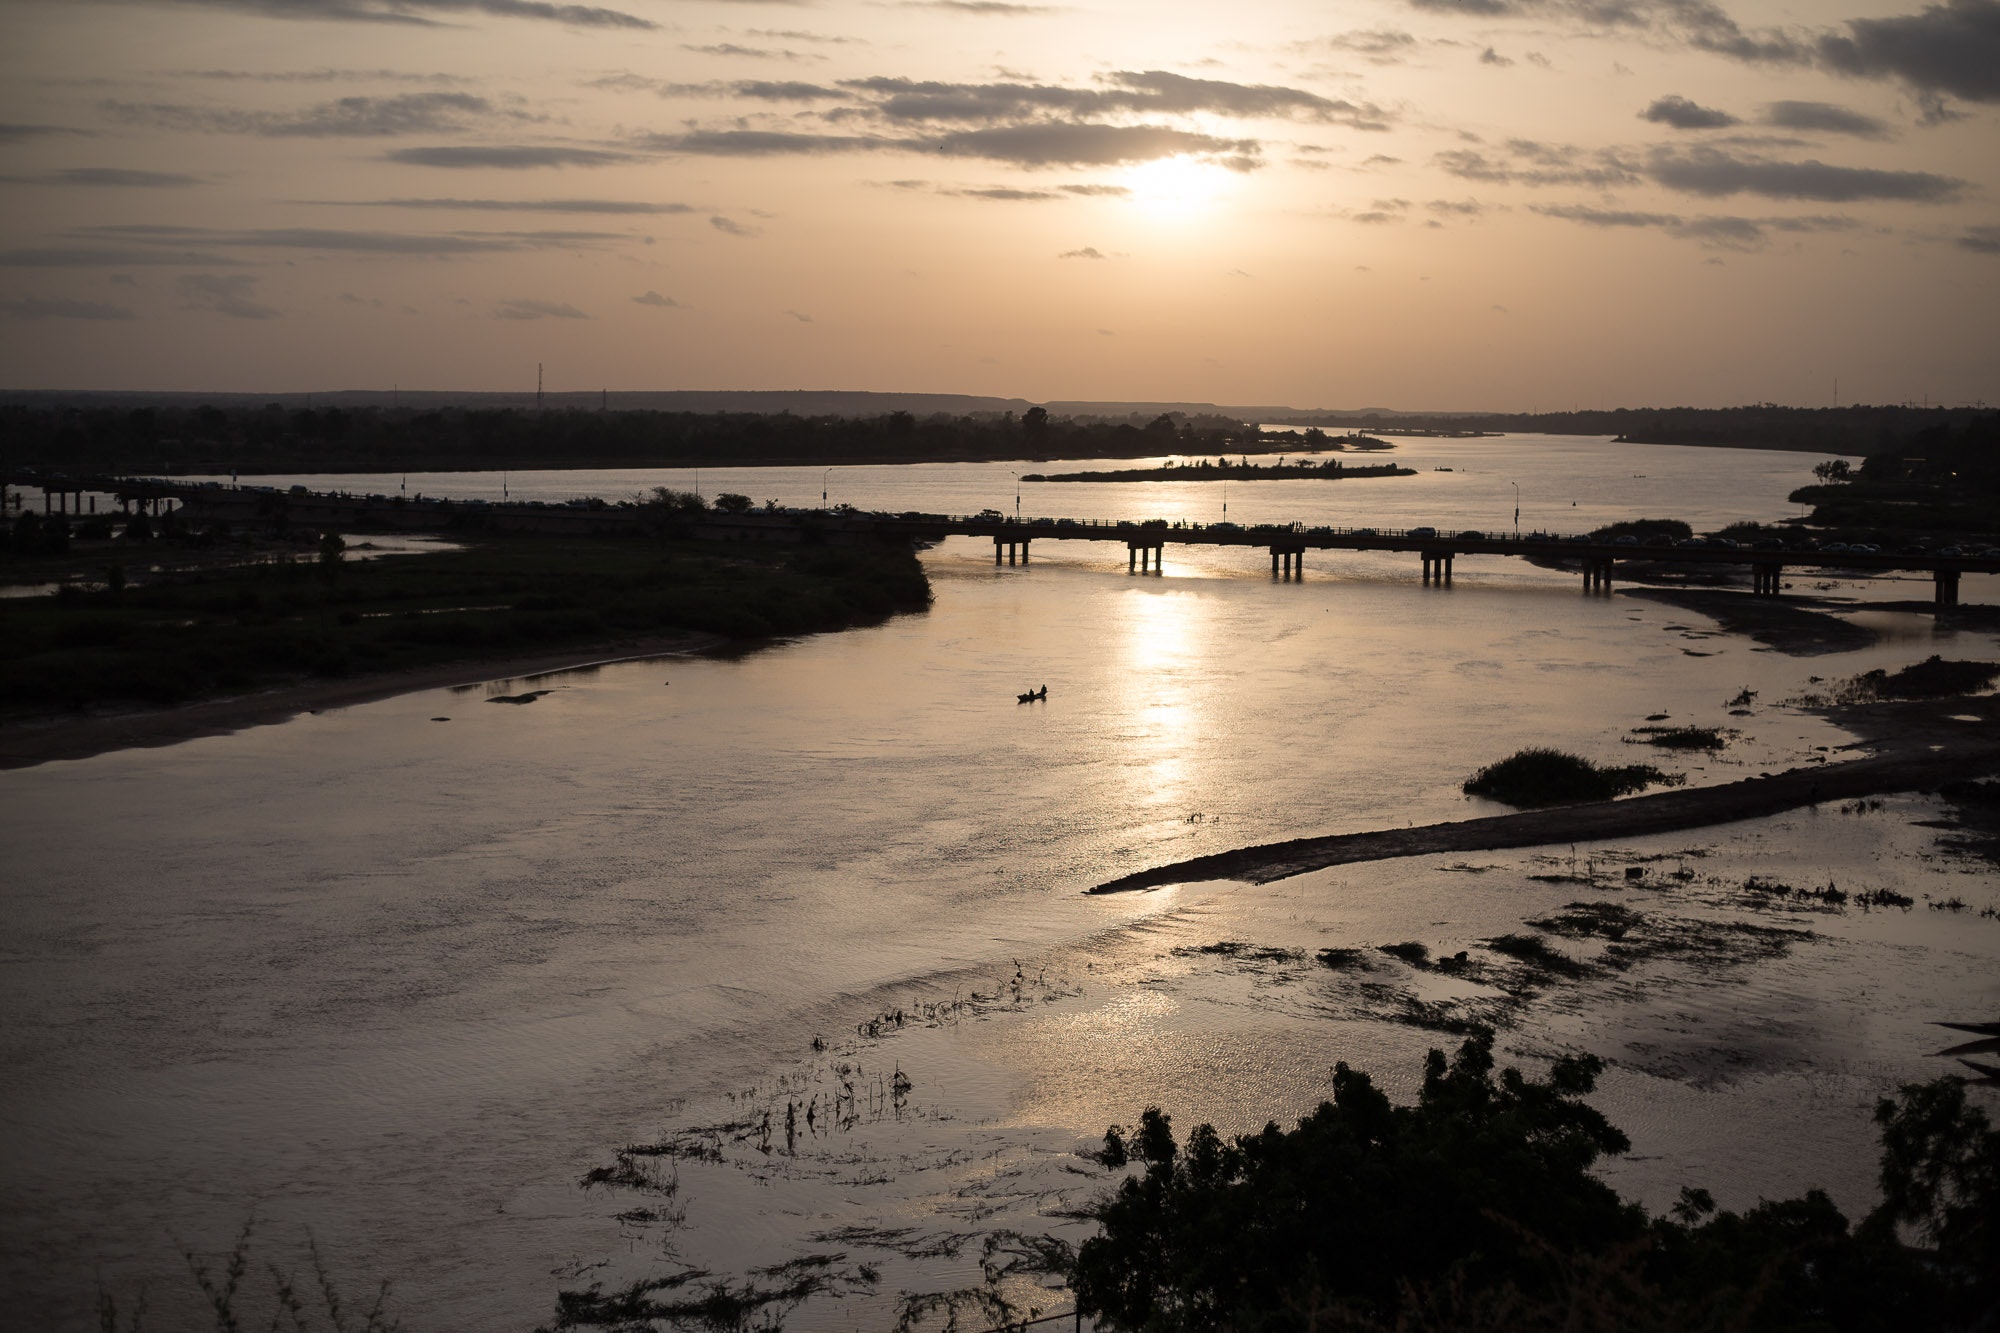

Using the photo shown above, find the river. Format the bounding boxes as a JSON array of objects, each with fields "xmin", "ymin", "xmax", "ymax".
[{"xmin": 3, "ymin": 435, "xmax": 1996, "ymax": 1330}]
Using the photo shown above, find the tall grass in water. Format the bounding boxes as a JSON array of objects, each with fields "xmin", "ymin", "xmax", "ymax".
[{"xmin": 97, "ymin": 1219, "xmax": 401, "ymax": 1333}]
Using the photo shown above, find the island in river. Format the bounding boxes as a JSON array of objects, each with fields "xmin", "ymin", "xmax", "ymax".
[{"xmin": 1024, "ymin": 458, "xmax": 1415, "ymax": 483}]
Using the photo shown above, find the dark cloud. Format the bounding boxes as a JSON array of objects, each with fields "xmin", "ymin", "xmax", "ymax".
[
  {"xmin": 0, "ymin": 123, "xmax": 91, "ymax": 143},
  {"xmin": 1761, "ymin": 100, "xmax": 1891, "ymax": 139},
  {"xmin": 119, "ymin": 0, "xmax": 654, "ymax": 29},
  {"xmin": 683, "ymin": 43, "xmax": 820, "ymax": 61},
  {"xmin": 384, "ymin": 145, "xmax": 636, "ymax": 167},
  {"xmin": 1480, "ymin": 47, "xmax": 1514, "ymax": 66},
  {"xmin": 178, "ymin": 273, "xmax": 279, "ymax": 319},
  {"xmin": 632, "ymin": 290, "xmax": 682, "ymax": 306},
  {"xmin": 1645, "ymin": 146, "xmax": 1964, "ymax": 202},
  {"xmin": 0, "ymin": 247, "xmax": 242, "ymax": 267},
  {"xmin": 844, "ymin": 71, "xmax": 1389, "ymax": 130},
  {"xmin": 709, "ymin": 216, "xmax": 760, "ymax": 237},
  {"xmin": 1426, "ymin": 197, "xmax": 1489, "ymax": 216},
  {"xmin": 936, "ymin": 122, "xmax": 1259, "ymax": 168},
  {"xmin": 497, "ymin": 298, "xmax": 587, "ymax": 319},
  {"xmin": 335, "ymin": 197, "xmax": 694, "ymax": 213},
  {"xmin": 1533, "ymin": 201, "xmax": 1860, "ymax": 250},
  {"xmin": 1640, "ymin": 94, "xmax": 1739, "ymax": 129},
  {"xmin": 1, "ymin": 167, "xmax": 205, "ymax": 187},
  {"xmin": 103, "ymin": 92, "xmax": 498, "ymax": 136},
  {"xmin": 642, "ymin": 129, "xmax": 890, "ymax": 155},
  {"xmin": 1818, "ymin": 0, "xmax": 2000, "ymax": 114},
  {"xmin": 176, "ymin": 67, "xmax": 463, "ymax": 83},
  {"xmin": 76, "ymin": 223, "xmax": 630, "ymax": 253},
  {"xmin": 0, "ymin": 296, "xmax": 138, "ymax": 320},
  {"xmin": 1059, "ymin": 247, "xmax": 1106, "ymax": 258},
  {"xmin": 1406, "ymin": 0, "xmax": 1809, "ymax": 63},
  {"xmin": 733, "ymin": 81, "xmax": 844, "ymax": 100},
  {"xmin": 1961, "ymin": 224, "xmax": 2000, "ymax": 254},
  {"xmin": 1059, "ymin": 183, "xmax": 1129, "ymax": 197}
]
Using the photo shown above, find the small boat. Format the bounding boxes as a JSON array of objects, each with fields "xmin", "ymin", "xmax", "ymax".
[{"xmin": 1016, "ymin": 685, "xmax": 1048, "ymax": 704}]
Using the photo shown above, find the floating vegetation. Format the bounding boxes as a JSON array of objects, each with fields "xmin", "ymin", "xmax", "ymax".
[
  {"xmin": 1463, "ymin": 747, "xmax": 1681, "ymax": 808},
  {"xmin": 1377, "ymin": 941, "xmax": 1431, "ymax": 967},
  {"xmin": 1929, "ymin": 895, "xmax": 1970, "ymax": 913},
  {"xmin": 1727, "ymin": 687, "xmax": 1758, "ymax": 707},
  {"xmin": 1841, "ymin": 797, "xmax": 1888, "ymax": 815},
  {"xmin": 547, "ymin": 1256, "xmax": 878, "ymax": 1331},
  {"xmin": 1528, "ymin": 901, "xmax": 1640, "ymax": 941},
  {"xmin": 1626, "ymin": 725, "xmax": 1731, "ymax": 751},
  {"xmin": 1742, "ymin": 876, "xmax": 1848, "ymax": 907},
  {"xmin": 1856, "ymin": 887, "xmax": 1914, "ymax": 910},
  {"xmin": 1175, "ymin": 941, "xmax": 1304, "ymax": 963},
  {"xmin": 1485, "ymin": 933, "xmax": 1595, "ymax": 979},
  {"xmin": 1315, "ymin": 947, "xmax": 1371, "ymax": 972}
]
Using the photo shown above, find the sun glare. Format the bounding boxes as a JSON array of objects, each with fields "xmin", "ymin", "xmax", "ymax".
[{"xmin": 1122, "ymin": 155, "xmax": 1236, "ymax": 221}]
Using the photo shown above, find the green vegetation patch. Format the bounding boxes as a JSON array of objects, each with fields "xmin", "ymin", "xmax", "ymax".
[
  {"xmin": 1588, "ymin": 518, "xmax": 1692, "ymax": 543},
  {"xmin": 1462, "ymin": 747, "xmax": 1681, "ymax": 808}
]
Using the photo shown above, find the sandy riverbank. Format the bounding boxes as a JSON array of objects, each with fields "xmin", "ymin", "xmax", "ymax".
[
  {"xmin": 0, "ymin": 631, "xmax": 722, "ymax": 770},
  {"xmin": 1091, "ymin": 694, "xmax": 2000, "ymax": 893}
]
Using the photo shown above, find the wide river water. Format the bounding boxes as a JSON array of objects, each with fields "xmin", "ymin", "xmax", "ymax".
[{"xmin": 3, "ymin": 435, "xmax": 1996, "ymax": 1330}]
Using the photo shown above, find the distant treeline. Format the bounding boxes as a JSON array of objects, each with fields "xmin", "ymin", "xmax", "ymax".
[
  {"xmin": 1274, "ymin": 404, "xmax": 1989, "ymax": 455},
  {"xmin": 0, "ymin": 402, "xmax": 1250, "ymax": 476}
]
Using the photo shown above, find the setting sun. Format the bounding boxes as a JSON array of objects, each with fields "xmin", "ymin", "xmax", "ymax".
[{"xmin": 1121, "ymin": 154, "xmax": 1239, "ymax": 221}]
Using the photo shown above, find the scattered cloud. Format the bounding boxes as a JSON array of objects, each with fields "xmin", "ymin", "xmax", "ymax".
[
  {"xmin": 0, "ymin": 296, "xmax": 138, "ymax": 320},
  {"xmin": 103, "ymin": 92, "xmax": 502, "ymax": 137},
  {"xmin": 898, "ymin": 0, "xmax": 1058, "ymax": 12},
  {"xmin": 782, "ymin": 309, "xmax": 813, "ymax": 321},
  {"xmin": 1059, "ymin": 246, "xmax": 1106, "ymax": 258},
  {"xmin": 497, "ymin": 297, "xmax": 587, "ymax": 319},
  {"xmin": 107, "ymin": 0, "xmax": 656, "ymax": 30},
  {"xmin": 175, "ymin": 67, "xmax": 465, "ymax": 84},
  {"xmin": 1640, "ymin": 95, "xmax": 1739, "ymax": 129},
  {"xmin": 648, "ymin": 122, "xmax": 1262, "ymax": 169},
  {"xmin": 1644, "ymin": 146, "xmax": 1964, "ymax": 203},
  {"xmin": 1762, "ymin": 100, "xmax": 1891, "ymax": 139},
  {"xmin": 1434, "ymin": 141, "xmax": 1638, "ymax": 188},
  {"xmin": 1312, "ymin": 29, "xmax": 1419, "ymax": 64},
  {"xmin": 632, "ymin": 290, "xmax": 681, "ymax": 306},
  {"xmin": 1426, "ymin": 197, "xmax": 1489, "ymax": 217},
  {"xmin": 1480, "ymin": 47, "xmax": 1514, "ymax": 66},
  {"xmin": 1960, "ymin": 224, "xmax": 2000, "ymax": 254},
  {"xmin": 1, "ymin": 167, "xmax": 206, "ymax": 187},
  {"xmin": 683, "ymin": 43, "xmax": 823, "ymax": 61},
  {"xmin": 384, "ymin": 145, "xmax": 636, "ymax": 168},
  {"xmin": 709, "ymin": 215, "xmax": 760, "ymax": 237},
  {"xmin": 178, "ymin": 272, "xmax": 279, "ymax": 318}
]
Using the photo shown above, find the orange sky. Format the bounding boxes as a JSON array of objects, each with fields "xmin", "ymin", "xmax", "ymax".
[{"xmin": 0, "ymin": 0, "xmax": 1995, "ymax": 409}]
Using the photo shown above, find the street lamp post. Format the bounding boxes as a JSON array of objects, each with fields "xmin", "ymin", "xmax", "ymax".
[
  {"xmin": 1511, "ymin": 481, "xmax": 1520, "ymax": 538},
  {"xmin": 822, "ymin": 468, "xmax": 830, "ymax": 508},
  {"xmin": 1012, "ymin": 472, "xmax": 1021, "ymax": 522}
]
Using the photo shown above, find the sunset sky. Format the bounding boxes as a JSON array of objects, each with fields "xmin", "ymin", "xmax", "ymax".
[{"xmin": 1, "ymin": 0, "xmax": 1995, "ymax": 409}]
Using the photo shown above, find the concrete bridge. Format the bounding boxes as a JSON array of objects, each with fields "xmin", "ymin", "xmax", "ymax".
[{"xmin": 5, "ymin": 471, "xmax": 1994, "ymax": 605}]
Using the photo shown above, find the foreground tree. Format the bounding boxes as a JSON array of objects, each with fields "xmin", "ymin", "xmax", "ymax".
[{"xmin": 1073, "ymin": 1033, "xmax": 1997, "ymax": 1332}]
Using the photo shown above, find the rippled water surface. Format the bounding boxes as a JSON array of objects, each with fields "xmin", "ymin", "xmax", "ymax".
[{"xmin": 4, "ymin": 437, "xmax": 1996, "ymax": 1329}]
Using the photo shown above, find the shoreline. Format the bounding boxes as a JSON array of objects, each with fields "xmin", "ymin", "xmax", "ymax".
[
  {"xmin": 0, "ymin": 631, "xmax": 723, "ymax": 770},
  {"xmin": 1090, "ymin": 705, "xmax": 2000, "ymax": 893}
]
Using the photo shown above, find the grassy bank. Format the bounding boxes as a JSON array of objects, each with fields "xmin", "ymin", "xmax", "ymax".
[{"xmin": 0, "ymin": 532, "xmax": 930, "ymax": 714}]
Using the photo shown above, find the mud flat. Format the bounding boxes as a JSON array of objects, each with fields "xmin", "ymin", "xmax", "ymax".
[{"xmin": 1620, "ymin": 587, "xmax": 1877, "ymax": 655}]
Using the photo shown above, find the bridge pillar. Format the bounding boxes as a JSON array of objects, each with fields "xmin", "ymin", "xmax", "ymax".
[
  {"xmin": 1583, "ymin": 558, "xmax": 1613, "ymax": 593},
  {"xmin": 1936, "ymin": 568, "xmax": 1960, "ymax": 608},
  {"xmin": 1271, "ymin": 548, "xmax": 1280, "ymax": 577},
  {"xmin": 1751, "ymin": 563, "xmax": 1783, "ymax": 597}
]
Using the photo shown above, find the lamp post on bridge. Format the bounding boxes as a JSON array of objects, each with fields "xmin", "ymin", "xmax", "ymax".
[
  {"xmin": 1012, "ymin": 471, "xmax": 1021, "ymax": 522},
  {"xmin": 822, "ymin": 468, "xmax": 830, "ymax": 509},
  {"xmin": 1510, "ymin": 481, "xmax": 1519, "ymax": 538}
]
